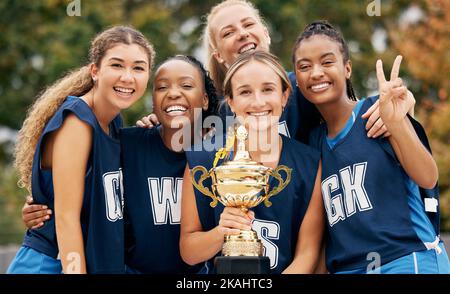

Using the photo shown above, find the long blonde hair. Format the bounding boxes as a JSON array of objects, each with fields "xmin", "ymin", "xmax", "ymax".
[
  {"xmin": 201, "ymin": 0, "xmax": 268, "ymax": 95},
  {"xmin": 15, "ymin": 26, "xmax": 155, "ymax": 192}
]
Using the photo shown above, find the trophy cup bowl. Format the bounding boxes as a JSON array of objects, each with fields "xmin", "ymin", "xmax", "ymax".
[
  {"xmin": 190, "ymin": 125, "xmax": 292, "ymax": 272},
  {"xmin": 212, "ymin": 161, "xmax": 271, "ymax": 210}
]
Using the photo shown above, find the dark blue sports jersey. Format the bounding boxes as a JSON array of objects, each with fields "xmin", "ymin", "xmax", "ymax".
[
  {"xmin": 22, "ymin": 96, "xmax": 124, "ymax": 273},
  {"xmin": 186, "ymin": 133, "xmax": 320, "ymax": 274},
  {"xmin": 217, "ymin": 71, "xmax": 320, "ymax": 144},
  {"xmin": 309, "ymin": 96, "xmax": 439, "ymax": 273},
  {"xmin": 120, "ymin": 127, "xmax": 200, "ymax": 273}
]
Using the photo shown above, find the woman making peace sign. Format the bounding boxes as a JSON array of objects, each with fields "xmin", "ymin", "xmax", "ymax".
[{"xmin": 293, "ymin": 20, "xmax": 450, "ymax": 274}]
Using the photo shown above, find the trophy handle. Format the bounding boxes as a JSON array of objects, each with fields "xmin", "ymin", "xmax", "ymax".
[
  {"xmin": 190, "ymin": 166, "xmax": 218, "ymax": 208},
  {"xmin": 264, "ymin": 165, "xmax": 292, "ymax": 207}
]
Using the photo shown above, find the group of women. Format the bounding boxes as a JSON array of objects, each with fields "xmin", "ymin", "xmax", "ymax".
[{"xmin": 8, "ymin": 0, "xmax": 449, "ymax": 274}]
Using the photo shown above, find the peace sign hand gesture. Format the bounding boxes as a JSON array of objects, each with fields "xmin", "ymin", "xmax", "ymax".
[{"xmin": 376, "ymin": 55, "xmax": 414, "ymax": 127}]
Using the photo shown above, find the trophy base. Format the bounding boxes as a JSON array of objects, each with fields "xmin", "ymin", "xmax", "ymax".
[
  {"xmin": 214, "ymin": 256, "xmax": 270, "ymax": 274},
  {"xmin": 222, "ymin": 230, "xmax": 263, "ymax": 256}
]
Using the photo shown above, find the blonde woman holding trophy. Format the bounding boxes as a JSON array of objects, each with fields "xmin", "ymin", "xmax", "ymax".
[{"xmin": 180, "ymin": 51, "xmax": 325, "ymax": 274}]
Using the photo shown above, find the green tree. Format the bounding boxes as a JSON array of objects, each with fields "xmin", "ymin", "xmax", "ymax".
[
  {"xmin": 1, "ymin": 0, "xmax": 449, "ymax": 245},
  {"xmin": 0, "ymin": 159, "xmax": 26, "ymax": 244},
  {"xmin": 0, "ymin": 0, "xmax": 185, "ymax": 128},
  {"xmin": 391, "ymin": 0, "xmax": 450, "ymax": 230},
  {"xmin": 0, "ymin": 0, "xmax": 422, "ymax": 128}
]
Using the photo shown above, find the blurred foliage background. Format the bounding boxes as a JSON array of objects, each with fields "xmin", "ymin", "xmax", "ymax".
[{"xmin": 0, "ymin": 0, "xmax": 449, "ymax": 244}]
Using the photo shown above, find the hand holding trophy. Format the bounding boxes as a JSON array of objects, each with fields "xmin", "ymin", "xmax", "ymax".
[{"xmin": 191, "ymin": 125, "xmax": 292, "ymax": 273}]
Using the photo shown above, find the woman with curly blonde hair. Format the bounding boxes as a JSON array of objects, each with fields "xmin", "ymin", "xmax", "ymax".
[{"xmin": 8, "ymin": 25, "xmax": 154, "ymax": 274}]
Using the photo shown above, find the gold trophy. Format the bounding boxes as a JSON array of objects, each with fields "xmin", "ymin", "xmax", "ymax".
[{"xmin": 191, "ymin": 125, "xmax": 291, "ymax": 273}]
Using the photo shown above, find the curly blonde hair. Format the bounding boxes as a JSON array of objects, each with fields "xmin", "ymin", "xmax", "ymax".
[
  {"xmin": 201, "ymin": 0, "xmax": 268, "ymax": 95},
  {"xmin": 14, "ymin": 26, "xmax": 155, "ymax": 192}
]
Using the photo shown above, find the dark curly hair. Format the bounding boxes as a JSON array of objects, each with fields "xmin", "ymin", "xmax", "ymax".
[
  {"xmin": 292, "ymin": 20, "xmax": 357, "ymax": 101},
  {"xmin": 155, "ymin": 55, "xmax": 219, "ymax": 121}
]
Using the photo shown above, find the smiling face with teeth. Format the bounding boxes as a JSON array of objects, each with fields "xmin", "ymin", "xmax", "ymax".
[
  {"xmin": 210, "ymin": 4, "xmax": 270, "ymax": 67},
  {"xmin": 294, "ymin": 35, "xmax": 352, "ymax": 106},
  {"xmin": 227, "ymin": 59, "xmax": 289, "ymax": 132},
  {"xmin": 152, "ymin": 59, "xmax": 209, "ymax": 130},
  {"xmin": 91, "ymin": 43, "xmax": 150, "ymax": 112}
]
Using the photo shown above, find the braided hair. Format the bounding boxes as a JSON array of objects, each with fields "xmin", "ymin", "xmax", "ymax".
[
  {"xmin": 155, "ymin": 55, "xmax": 219, "ymax": 119},
  {"xmin": 292, "ymin": 20, "xmax": 357, "ymax": 101}
]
